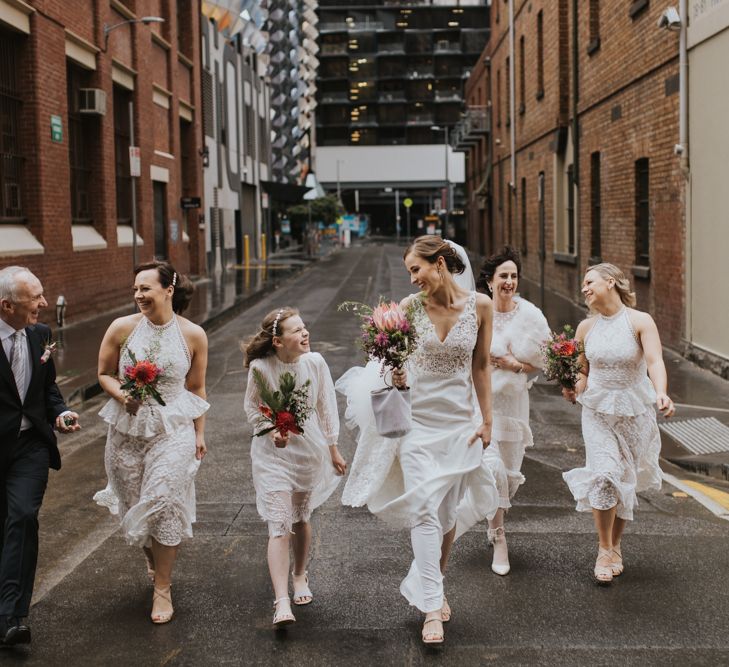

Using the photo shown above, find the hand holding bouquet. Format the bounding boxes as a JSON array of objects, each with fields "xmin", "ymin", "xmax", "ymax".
[
  {"xmin": 542, "ymin": 325, "xmax": 584, "ymax": 390},
  {"xmin": 252, "ymin": 369, "xmax": 312, "ymax": 445},
  {"xmin": 120, "ymin": 349, "xmax": 166, "ymax": 410}
]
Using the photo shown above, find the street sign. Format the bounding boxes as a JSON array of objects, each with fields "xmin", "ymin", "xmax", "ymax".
[
  {"xmin": 180, "ymin": 196, "xmax": 201, "ymax": 209},
  {"xmin": 403, "ymin": 197, "xmax": 413, "ymax": 208},
  {"xmin": 50, "ymin": 115, "xmax": 62, "ymax": 143},
  {"xmin": 129, "ymin": 146, "xmax": 141, "ymax": 177}
]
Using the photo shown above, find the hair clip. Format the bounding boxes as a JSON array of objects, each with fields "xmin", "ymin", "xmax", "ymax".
[
  {"xmin": 271, "ymin": 309, "xmax": 283, "ymax": 337},
  {"xmin": 172, "ymin": 272, "xmax": 177, "ymax": 287}
]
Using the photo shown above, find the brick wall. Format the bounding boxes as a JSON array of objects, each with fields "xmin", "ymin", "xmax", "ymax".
[
  {"xmin": 462, "ymin": 0, "xmax": 684, "ymax": 347},
  {"xmin": 0, "ymin": 1, "xmax": 206, "ymax": 325}
]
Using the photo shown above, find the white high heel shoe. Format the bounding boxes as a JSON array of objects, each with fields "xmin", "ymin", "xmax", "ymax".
[{"xmin": 487, "ymin": 526, "xmax": 511, "ymax": 576}]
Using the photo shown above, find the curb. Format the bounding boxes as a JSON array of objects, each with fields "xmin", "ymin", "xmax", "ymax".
[{"xmin": 66, "ymin": 252, "xmax": 328, "ymax": 407}]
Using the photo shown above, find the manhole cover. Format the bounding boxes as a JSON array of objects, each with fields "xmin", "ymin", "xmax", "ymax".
[{"xmin": 659, "ymin": 417, "xmax": 729, "ymax": 455}]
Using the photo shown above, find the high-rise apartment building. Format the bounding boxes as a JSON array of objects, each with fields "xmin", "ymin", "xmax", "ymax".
[{"xmin": 314, "ymin": 1, "xmax": 489, "ymax": 236}]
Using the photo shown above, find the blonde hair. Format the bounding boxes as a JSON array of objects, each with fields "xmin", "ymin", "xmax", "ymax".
[
  {"xmin": 587, "ymin": 263, "xmax": 636, "ymax": 308},
  {"xmin": 243, "ymin": 307, "xmax": 299, "ymax": 367}
]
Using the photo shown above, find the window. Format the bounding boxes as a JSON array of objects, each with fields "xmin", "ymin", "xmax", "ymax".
[
  {"xmin": 258, "ymin": 114, "xmax": 268, "ymax": 162},
  {"xmin": 179, "ymin": 117, "xmax": 193, "ymax": 235},
  {"xmin": 635, "ymin": 158, "xmax": 650, "ymax": 266},
  {"xmin": 521, "ymin": 177, "xmax": 527, "ymax": 254},
  {"xmin": 113, "ymin": 85, "xmax": 132, "ymax": 225},
  {"xmin": 67, "ymin": 64, "xmax": 93, "ymax": 223},
  {"xmin": 590, "ymin": 152, "xmax": 601, "ymax": 261},
  {"xmin": 588, "ymin": 0, "xmax": 601, "ymax": 53},
  {"xmin": 496, "ymin": 68, "xmax": 501, "ymax": 127},
  {"xmin": 505, "ymin": 56, "xmax": 511, "ymax": 126},
  {"xmin": 519, "ymin": 36, "xmax": 525, "ymax": 114},
  {"xmin": 177, "ymin": 2, "xmax": 193, "ymax": 57},
  {"xmin": 0, "ymin": 29, "xmax": 24, "ymax": 221},
  {"xmin": 536, "ymin": 11, "xmax": 544, "ymax": 99},
  {"xmin": 567, "ymin": 164, "xmax": 575, "ymax": 255},
  {"xmin": 244, "ymin": 105, "xmax": 255, "ymax": 158}
]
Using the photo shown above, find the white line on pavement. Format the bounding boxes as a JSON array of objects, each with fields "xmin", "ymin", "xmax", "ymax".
[{"xmin": 661, "ymin": 472, "xmax": 729, "ymax": 521}]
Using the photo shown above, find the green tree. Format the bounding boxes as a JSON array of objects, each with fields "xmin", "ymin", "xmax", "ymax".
[{"xmin": 285, "ymin": 194, "xmax": 344, "ymax": 227}]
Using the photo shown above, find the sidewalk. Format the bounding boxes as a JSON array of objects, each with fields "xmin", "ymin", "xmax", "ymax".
[{"xmin": 52, "ymin": 243, "xmax": 334, "ymax": 405}]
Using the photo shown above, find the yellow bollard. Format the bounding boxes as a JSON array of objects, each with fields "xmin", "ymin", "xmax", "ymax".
[
  {"xmin": 261, "ymin": 233, "xmax": 267, "ymax": 262},
  {"xmin": 243, "ymin": 234, "xmax": 250, "ymax": 268}
]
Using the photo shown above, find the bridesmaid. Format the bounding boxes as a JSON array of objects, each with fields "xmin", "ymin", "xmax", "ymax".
[{"xmin": 562, "ymin": 263, "xmax": 674, "ymax": 584}]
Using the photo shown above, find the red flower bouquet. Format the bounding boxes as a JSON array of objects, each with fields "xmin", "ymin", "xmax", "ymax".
[
  {"xmin": 120, "ymin": 350, "xmax": 166, "ymax": 406},
  {"xmin": 252, "ymin": 369, "xmax": 312, "ymax": 438},
  {"xmin": 542, "ymin": 325, "xmax": 584, "ymax": 389}
]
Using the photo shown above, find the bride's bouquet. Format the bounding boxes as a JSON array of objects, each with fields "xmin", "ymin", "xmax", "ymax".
[
  {"xmin": 251, "ymin": 369, "xmax": 312, "ymax": 438},
  {"xmin": 340, "ymin": 299, "xmax": 418, "ymax": 438},
  {"xmin": 120, "ymin": 350, "xmax": 166, "ymax": 406},
  {"xmin": 542, "ymin": 325, "xmax": 584, "ymax": 389}
]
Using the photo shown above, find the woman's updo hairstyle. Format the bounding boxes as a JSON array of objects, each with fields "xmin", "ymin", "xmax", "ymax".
[
  {"xmin": 588, "ymin": 263, "xmax": 637, "ymax": 308},
  {"xmin": 403, "ymin": 235, "xmax": 466, "ymax": 275},
  {"xmin": 243, "ymin": 306, "xmax": 299, "ymax": 368},
  {"xmin": 476, "ymin": 246, "xmax": 522, "ymax": 296},
  {"xmin": 134, "ymin": 260, "xmax": 194, "ymax": 314}
]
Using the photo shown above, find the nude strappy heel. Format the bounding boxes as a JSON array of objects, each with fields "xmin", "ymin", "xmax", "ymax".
[
  {"xmin": 151, "ymin": 585, "xmax": 174, "ymax": 624},
  {"xmin": 594, "ymin": 547, "xmax": 614, "ymax": 585},
  {"xmin": 273, "ymin": 597, "xmax": 296, "ymax": 627}
]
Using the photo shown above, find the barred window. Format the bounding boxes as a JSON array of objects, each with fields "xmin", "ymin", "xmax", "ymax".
[
  {"xmin": 67, "ymin": 63, "xmax": 93, "ymax": 223},
  {"xmin": 536, "ymin": 11, "xmax": 544, "ymax": 98},
  {"xmin": 113, "ymin": 85, "xmax": 132, "ymax": 225},
  {"xmin": 590, "ymin": 152, "xmax": 601, "ymax": 260},
  {"xmin": 635, "ymin": 158, "xmax": 650, "ymax": 265}
]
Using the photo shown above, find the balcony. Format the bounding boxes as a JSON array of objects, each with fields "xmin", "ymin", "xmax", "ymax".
[{"xmin": 451, "ymin": 106, "xmax": 490, "ymax": 152}]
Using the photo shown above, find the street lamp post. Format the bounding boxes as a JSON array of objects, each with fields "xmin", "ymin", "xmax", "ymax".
[{"xmin": 431, "ymin": 125, "xmax": 450, "ymax": 237}]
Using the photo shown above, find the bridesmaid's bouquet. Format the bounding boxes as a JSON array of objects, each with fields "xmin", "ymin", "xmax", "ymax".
[
  {"xmin": 339, "ymin": 299, "xmax": 418, "ymax": 371},
  {"xmin": 252, "ymin": 369, "xmax": 312, "ymax": 437},
  {"xmin": 120, "ymin": 350, "xmax": 166, "ymax": 406},
  {"xmin": 542, "ymin": 325, "xmax": 584, "ymax": 389}
]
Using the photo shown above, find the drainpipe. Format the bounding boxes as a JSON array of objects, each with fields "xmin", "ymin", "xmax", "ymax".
[
  {"xmin": 678, "ymin": 0, "xmax": 688, "ymax": 176},
  {"xmin": 508, "ymin": 0, "xmax": 516, "ymax": 240},
  {"xmin": 571, "ymin": 0, "xmax": 580, "ymax": 276}
]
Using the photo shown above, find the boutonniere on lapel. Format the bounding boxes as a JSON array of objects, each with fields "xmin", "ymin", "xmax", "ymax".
[{"xmin": 41, "ymin": 339, "xmax": 58, "ymax": 364}]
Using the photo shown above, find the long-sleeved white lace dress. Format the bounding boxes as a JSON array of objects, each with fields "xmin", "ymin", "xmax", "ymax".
[
  {"xmin": 94, "ymin": 315, "xmax": 210, "ymax": 547},
  {"xmin": 244, "ymin": 352, "xmax": 341, "ymax": 536},
  {"xmin": 562, "ymin": 308, "xmax": 662, "ymax": 520}
]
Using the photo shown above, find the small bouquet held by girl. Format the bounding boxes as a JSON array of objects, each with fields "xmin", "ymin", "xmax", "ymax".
[
  {"xmin": 120, "ymin": 349, "xmax": 166, "ymax": 407},
  {"xmin": 542, "ymin": 325, "xmax": 584, "ymax": 391},
  {"xmin": 339, "ymin": 299, "xmax": 418, "ymax": 438},
  {"xmin": 251, "ymin": 369, "xmax": 312, "ymax": 444}
]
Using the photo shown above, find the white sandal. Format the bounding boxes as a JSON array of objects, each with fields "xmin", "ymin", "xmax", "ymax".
[
  {"xmin": 487, "ymin": 526, "xmax": 511, "ymax": 576},
  {"xmin": 273, "ymin": 597, "xmax": 296, "ymax": 627},
  {"xmin": 292, "ymin": 571, "xmax": 313, "ymax": 606},
  {"xmin": 594, "ymin": 547, "xmax": 614, "ymax": 585}
]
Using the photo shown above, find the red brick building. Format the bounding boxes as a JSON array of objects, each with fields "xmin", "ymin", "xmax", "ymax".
[
  {"xmin": 0, "ymin": 0, "xmax": 205, "ymax": 323},
  {"xmin": 458, "ymin": 0, "xmax": 684, "ymax": 346}
]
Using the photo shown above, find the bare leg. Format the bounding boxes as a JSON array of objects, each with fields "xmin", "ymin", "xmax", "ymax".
[
  {"xmin": 612, "ymin": 516, "xmax": 627, "ymax": 549},
  {"xmin": 488, "ymin": 508, "xmax": 510, "ymax": 574},
  {"xmin": 291, "ymin": 520, "xmax": 313, "ymax": 604},
  {"xmin": 439, "ymin": 526, "xmax": 456, "ymax": 573},
  {"xmin": 150, "ymin": 539, "xmax": 178, "ymax": 620},
  {"xmin": 592, "ymin": 507, "xmax": 616, "ymax": 550},
  {"xmin": 267, "ymin": 534, "xmax": 291, "ymax": 602}
]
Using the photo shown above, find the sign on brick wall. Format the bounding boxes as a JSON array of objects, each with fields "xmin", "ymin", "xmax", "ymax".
[{"xmin": 50, "ymin": 115, "xmax": 62, "ymax": 143}]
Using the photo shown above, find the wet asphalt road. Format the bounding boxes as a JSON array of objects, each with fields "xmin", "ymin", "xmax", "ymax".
[{"xmin": 7, "ymin": 242, "xmax": 729, "ymax": 666}]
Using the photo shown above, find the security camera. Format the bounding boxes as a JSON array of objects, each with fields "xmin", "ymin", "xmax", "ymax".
[
  {"xmin": 674, "ymin": 144, "xmax": 684, "ymax": 155},
  {"xmin": 657, "ymin": 7, "xmax": 681, "ymax": 31}
]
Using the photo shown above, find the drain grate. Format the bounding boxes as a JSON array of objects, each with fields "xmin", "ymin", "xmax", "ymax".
[{"xmin": 659, "ymin": 417, "xmax": 729, "ymax": 455}]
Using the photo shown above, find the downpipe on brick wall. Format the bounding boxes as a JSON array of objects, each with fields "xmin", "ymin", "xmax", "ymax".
[{"xmin": 508, "ymin": 0, "xmax": 516, "ymax": 236}]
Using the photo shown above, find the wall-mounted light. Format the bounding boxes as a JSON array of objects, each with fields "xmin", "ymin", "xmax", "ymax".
[
  {"xmin": 199, "ymin": 145, "xmax": 210, "ymax": 168},
  {"xmin": 103, "ymin": 16, "xmax": 165, "ymax": 52}
]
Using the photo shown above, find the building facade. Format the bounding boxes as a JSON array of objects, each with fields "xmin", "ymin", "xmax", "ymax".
[
  {"xmin": 461, "ymin": 0, "xmax": 684, "ymax": 347},
  {"xmin": 0, "ymin": 0, "xmax": 205, "ymax": 322},
  {"xmin": 315, "ymin": 0, "xmax": 489, "ymax": 235},
  {"xmin": 684, "ymin": 0, "xmax": 729, "ymax": 375},
  {"xmin": 201, "ymin": 17, "xmax": 272, "ymax": 270}
]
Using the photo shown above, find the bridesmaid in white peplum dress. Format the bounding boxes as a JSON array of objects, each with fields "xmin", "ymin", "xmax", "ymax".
[
  {"xmin": 337, "ymin": 236, "xmax": 503, "ymax": 645},
  {"xmin": 562, "ymin": 263, "xmax": 674, "ymax": 584},
  {"xmin": 95, "ymin": 260, "xmax": 209, "ymax": 623}
]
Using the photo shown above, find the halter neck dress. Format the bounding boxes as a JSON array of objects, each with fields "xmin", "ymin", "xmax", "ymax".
[{"xmin": 562, "ymin": 308, "xmax": 662, "ymax": 520}]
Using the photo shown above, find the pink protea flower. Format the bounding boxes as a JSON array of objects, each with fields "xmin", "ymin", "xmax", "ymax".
[
  {"xmin": 374, "ymin": 331, "xmax": 389, "ymax": 346},
  {"xmin": 371, "ymin": 302, "xmax": 408, "ymax": 333}
]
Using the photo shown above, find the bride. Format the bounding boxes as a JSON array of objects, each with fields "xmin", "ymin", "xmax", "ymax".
[{"xmin": 337, "ymin": 236, "xmax": 503, "ymax": 645}]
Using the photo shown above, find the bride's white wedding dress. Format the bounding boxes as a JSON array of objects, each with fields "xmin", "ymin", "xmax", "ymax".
[
  {"xmin": 337, "ymin": 291, "xmax": 502, "ymax": 612},
  {"xmin": 94, "ymin": 315, "xmax": 209, "ymax": 547}
]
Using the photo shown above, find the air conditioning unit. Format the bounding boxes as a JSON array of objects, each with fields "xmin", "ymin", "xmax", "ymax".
[{"xmin": 78, "ymin": 88, "xmax": 106, "ymax": 116}]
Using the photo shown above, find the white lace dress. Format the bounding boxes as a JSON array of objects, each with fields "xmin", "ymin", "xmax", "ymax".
[
  {"xmin": 562, "ymin": 308, "xmax": 662, "ymax": 521},
  {"xmin": 244, "ymin": 352, "xmax": 341, "ymax": 537},
  {"xmin": 491, "ymin": 297, "xmax": 550, "ymax": 502},
  {"xmin": 94, "ymin": 315, "xmax": 209, "ymax": 547},
  {"xmin": 337, "ymin": 292, "xmax": 502, "ymax": 611}
]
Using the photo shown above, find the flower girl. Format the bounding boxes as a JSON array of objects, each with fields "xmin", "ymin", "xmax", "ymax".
[{"xmin": 244, "ymin": 307, "xmax": 347, "ymax": 627}]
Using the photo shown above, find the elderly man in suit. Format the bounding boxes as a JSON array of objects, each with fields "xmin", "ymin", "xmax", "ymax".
[{"xmin": 0, "ymin": 266, "xmax": 79, "ymax": 646}]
